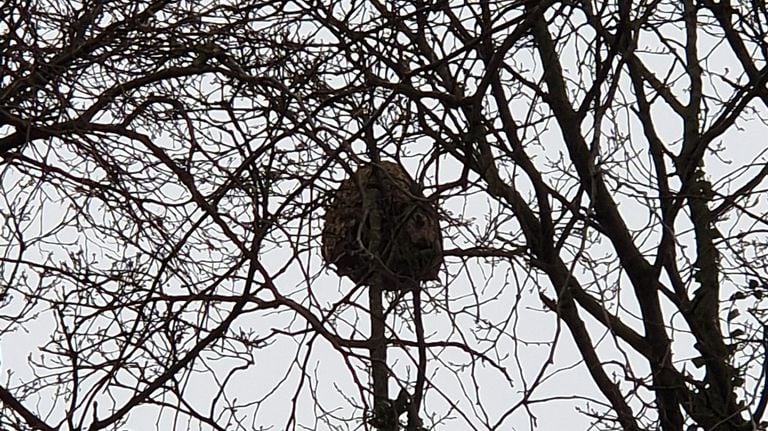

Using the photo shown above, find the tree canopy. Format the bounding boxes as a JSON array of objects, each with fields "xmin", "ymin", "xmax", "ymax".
[{"xmin": 1, "ymin": 1, "xmax": 768, "ymax": 430}]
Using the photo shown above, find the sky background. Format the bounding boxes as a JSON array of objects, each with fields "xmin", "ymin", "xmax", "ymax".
[{"xmin": 1, "ymin": 1, "xmax": 767, "ymax": 430}]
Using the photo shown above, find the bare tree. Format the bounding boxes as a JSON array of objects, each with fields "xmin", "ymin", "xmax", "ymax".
[{"xmin": 2, "ymin": 0, "xmax": 768, "ymax": 430}]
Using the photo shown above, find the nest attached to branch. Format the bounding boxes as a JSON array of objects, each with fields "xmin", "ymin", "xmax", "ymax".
[{"xmin": 322, "ymin": 161, "xmax": 443, "ymax": 289}]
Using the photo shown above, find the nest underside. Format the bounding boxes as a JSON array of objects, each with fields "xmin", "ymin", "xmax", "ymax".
[{"xmin": 322, "ymin": 162, "xmax": 443, "ymax": 288}]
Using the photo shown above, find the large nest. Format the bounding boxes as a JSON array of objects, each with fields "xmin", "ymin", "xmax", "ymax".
[{"xmin": 322, "ymin": 161, "xmax": 443, "ymax": 288}]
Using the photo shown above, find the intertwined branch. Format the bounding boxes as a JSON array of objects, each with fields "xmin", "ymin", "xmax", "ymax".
[{"xmin": 1, "ymin": 1, "xmax": 768, "ymax": 430}]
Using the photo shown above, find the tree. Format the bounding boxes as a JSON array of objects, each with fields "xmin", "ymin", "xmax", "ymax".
[{"xmin": 1, "ymin": 0, "xmax": 768, "ymax": 430}]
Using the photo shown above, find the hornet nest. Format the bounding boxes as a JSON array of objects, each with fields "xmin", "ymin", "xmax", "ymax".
[{"xmin": 321, "ymin": 161, "xmax": 443, "ymax": 289}]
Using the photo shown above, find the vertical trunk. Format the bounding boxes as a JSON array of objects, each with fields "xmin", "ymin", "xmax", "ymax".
[{"xmin": 365, "ymin": 186, "xmax": 393, "ymax": 430}]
